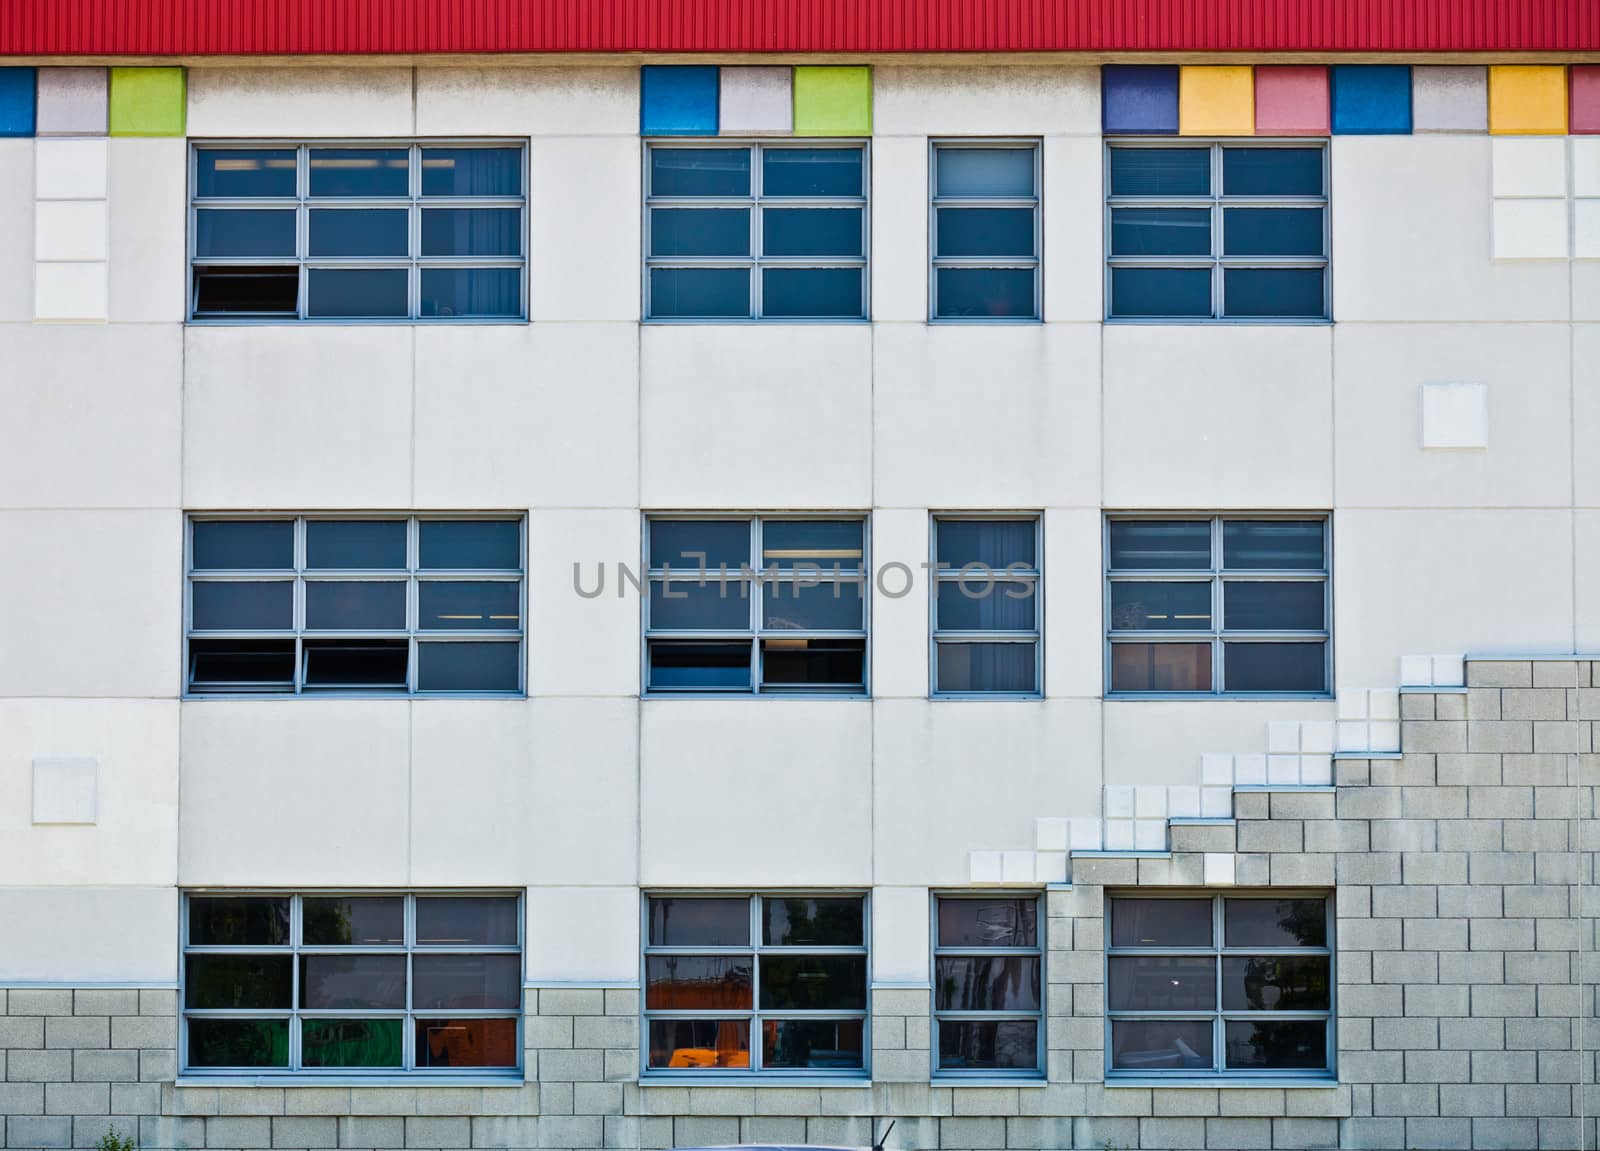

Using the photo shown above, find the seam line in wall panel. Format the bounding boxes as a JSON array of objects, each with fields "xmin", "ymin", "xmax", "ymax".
[{"xmin": 406, "ymin": 699, "xmax": 414, "ymax": 886}]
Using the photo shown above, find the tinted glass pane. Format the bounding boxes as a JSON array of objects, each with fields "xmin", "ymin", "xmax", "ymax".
[
  {"xmin": 1109, "ymin": 520, "xmax": 1211, "ymax": 570},
  {"xmin": 1223, "ymin": 581, "xmax": 1324, "ymax": 631},
  {"xmin": 936, "ymin": 268, "xmax": 1035, "ymax": 319},
  {"xmin": 195, "ymin": 209, "xmax": 296, "ymax": 258},
  {"xmin": 937, "ymin": 520, "xmax": 1036, "ymax": 569},
  {"xmin": 1222, "ymin": 521, "xmax": 1325, "ymax": 569},
  {"xmin": 303, "ymin": 640, "xmax": 408, "ymax": 688},
  {"xmin": 1225, "ymin": 1019, "xmax": 1327, "ymax": 1071},
  {"xmin": 650, "ymin": 208, "xmax": 750, "ymax": 258},
  {"xmin": 185, "ymin": 955, "xmax": 292, "ymax": 1010},
  {"xmin": 421, "ymin": 208, "xmax": 521, "ymax": 257},
  {"xmin": 1225, "ymin": 898, "xmax": 1328, "ymax": 949},
  {"xmin": 936, "ymin": 581, "xmax": 1036, "ymax": 631},
  {"xmin": 420, "ymin": 268, "xmax": 522, "ymax": 318},
  {"xmin": 760, "ymin": 956, "xmax": 867, "ymax": 1010},
  {"xmin": 301, "ymin": 1019, "xmax": 402, "ymax": 1068},
  {"xmin": 764, "ymin": 1019, "xmax": 864, "ymax": 1070},
  {"xmin": 302, "ymin": 897, "xmax": 404, "ymax": 946},
  {"xmin": 645, "ymin": 956, "xmax": 753, "ymax": 1010},
  {"xmin": 936, "ymin": 956, "xmax": 1041, "ymax": 1011},
  {"xmin": 416, "ymin": 897, "xmax": 520, "ymax": 946},
  {"xmin": 412, "ymin": 954, "xmax": 522, "ymax": 1010},
  {"xmin": 650, "ymin": 267, "xmax": 750, "ymax": 318},
  {"xmin": 763, "ymin": 898, "xmax": 863, "ymax": 946},
  {"xmin": 652, "ymin": 520, "xmax": 751, "ymax": 571},
  {"xmin": 307, "ymin": 268, "xmax": 408, "ymax": 318},
  {"xmin": 193, "ymin": 266, "xmax": 299, "ymax": 315},
  {"xmin": 1223, "ymin": 955, "xmax": 1331, "ymax": 1011},
  {"xmin": 938, "ymin": 898, "xmax": 1038, "ymax": 948},
  {"xmin": 936, "ymin": 148, "xmax": 1034, "ymax": 197},
  {"xmin": 1110, "ymin": 267, "xmax": 1211, "ymax": 318},
  {"xmin": 647, "ymin": 1019, "xmax": 750, "ymax": 1070},
  {"xmin": 308, "ymin": 148, "xmax": 409, "ymax": 197},
  {"xmin": 1224, "ymin": 207, "xmax": 1324, "ymax": 257},
  {"xmin": 1109, "ymin": 956, "xmax": 1217, "ymax": 1012},
  {"xmin": 762, "ymin": 148, "xmax": 862, "ymax": 196},
  {"xmin": 308, "ymin": 209, "xmax": 408, "ymax": 257},
  {"xmin": 1223, "ymin": 268, "xmax": 1324, "ymax": 318},
  {"xmin": 936, "ymin": 207, "xmax": 1034, "ymax": 258},
  {"xmin": 188, "ymin": 897, "xmax": 289, "ymax": 946},
  {"xmin": 191, "ymin": 581, "xmax": 293, "ymax": 630},
  {"xmin": 1109, "ymin": 147, "xmax": 1210, "ymax": 196},
  {"xmin": 299, "ymin": 955, "xmax": 406, "ymax": 1010},
  {"xmin": 650, "ymin": 148, "xmax": 751, "ymax": 197},
  {"xmin": 420, "ymin": 581, "xmax": 520, "ymax": 631},
  {"xmin": 1110, "ymin": 207, "xmax": 1212, "ymax": 256},
  {"xmin": 1109, "ymin": 582, "xmax": 1212, "ymax": 631},
  {"xmin": 761, "ymin": 638, "xmax": 865, "ymax": 688},
  {"xmin": 421, "ymin": 148, "xmax": 521, "ymax": 197},
  {"xmin": 304, "ymin": 581, "xmax": 406, "ymax": 630},
  {"xmin": 1110, "ymin": 642, "xmax": 1212, "ymax": 692},
  {"xmin": 762, "ymin": 268, "xmax": 863, "ymax": 318},
  {"xmin": 936, "ymin": 642, "xmax": 1037, "ymax": 693},
  {"xmin": 647, "ymin": 641, "xmax": 752, "ymax": 691},
  {"xmin": 1111, "ymin": 897, "xmax": 1213, "ymax": 947},
  {"xmin": 186, "ymin": 1019, "xmax": 288, "ymax": 1069},
  {"xmin": 1222, "ymin": 147, "xmax": 1323, "ymax": 196},
  {"xmin": 649, "ymin": 897, "xmax": 750, "ymax": 946},
  {"xmin": 762, "ymin": 521, "xmax": 864, "ymax": 569},
  {"xmin": 1110, "ymin": 1019, "xmax": 1214, "ymax": 1071},
  {"xmin": 650, "ymin": 580, "xmax": 751, "ymax": 630},
  {"xmin": 420, "ymin": 521, "xmax": 521, "ymax": 570},
  {"xmin": 1223, "ymin": 641, "xmax": 1326, "ymax": 693},
  {"xmin": 196, "ymin": 149, "xmax": 297, "ymax": 198},
  {"xmin": 938, "ymin": 1020, "xmax": 1038, "ymax": 1072},
  {"xmin": 763, "ymin": 208, "xmax": 861, "ymax": 257},
  {"xmin": 415, "ymin": 1018, "xmax": 519, "ymax": 1068},
  {"xmin": 763, "ymin": 580, "xmax": 863, "ymax": 631},
  {"xmin": 305, "ymin": 521, "xmax": 405, "ymax": 570},
  {"xmin": 189, "ymin": 640, "xmax": 296, "ymax": 689}
]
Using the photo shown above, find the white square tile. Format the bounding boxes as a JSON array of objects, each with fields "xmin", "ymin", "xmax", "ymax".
[
  {"xmin": 1371, "ymin": 721, "xmax": 1401, "ymax": 751},
  {"xmin": 34, "ymin": 137, "xmax": 108, "ymax": 200},
  {"xmin": 35, "ymin": 200, "xmax": 107, "ymax": 262},
  {"xmin": 1432, "ymin": 654, "xmax": 1465, "ymax": 687},
  {"xmin": 1337, "ymin": 691, "xmax": 1370, "ymax": 720},
  {"xmin": 1002, "ymin": 851, "xmax": 1035, "ymax": 884},
  {"xmin": 719, "ymin": 66, "xmax": 792, "ymax": 135},
  {"xmin": 1103, "ymin": 785, "xmax": 1134, "ymax": 819},
  {"xmin": 1035, "ymin": 852, "xmax": 1068, "ymax": 884},
  {"xmin": 1575, "ymin": 200, "xmax": 1600, "ymax": 259},
  {"xmin": 1167, "ymin": 786, "xmax": 1200, "ymax": 819},
  {"xmin": 970, "ymin": 850, "xmax": 1003, "ymax": 884},
  {"xmin": 1233, "ymin": 754, "xmax": 1267, "ymax": 786},
  {"xmin": 1134, "ymin": 820, "xmax": 1167, "ymax": 851},
  {"xmin": 1267, "ymin": 720, "xmax": 1301, "ymax": 753},
  {"xmin": 1300, "ymin": 755, "xmax": 1333, "ymax": 786},
  {"xmin": 1267, "ymin": 754, "xmax": 1301, "ymax": 786},
  {"xmin": 1400, "ymin": 654, "xmax": 1435, "ymax": 686},
  {"xmin": 1204, "ymin": 852, "xmax": 1235, "ymax": 886},
  {"xmin": 1035, "ymin": 817, "xmax": 1069, "ymax": 853},
  {"xmin": 1421, "ymin": 381, "xmax": 1489, "ymax": 449},
  {"xmin": 1135, "ymin": 785, "xmax": 1168, "ymax": 818},
  {"xmin": 1492, "ymin": 198, "xmax": 1568, "ymax": 261},
  {"xmin": 1491, "ymin": 137, "xmax": 1567, "ymax": 197},
  {"xmin": 1369, "ymin": 688, "xmax": 1401, "ymax": 720},
  {"xmin": 1069, "ymin": 818, "xmax": 1103, "ymax": 851},
  {"xmin": 1301, "ymin": 721, "xmax": 1335, "ymax": 754},
  {"xmin": 1201, "ymin": 787, "xmax": 1233, "ymax": 818},
  {"xmin": 1201, "ymin": 753, "xmax": 1233, "ymax": 786},
  {"xmin": 1575, "ymin": 138, "xmax": 1600, "ymax": 197},
  {"xmin": 1336, "ymin": 720, "xmax": 1371, "ymax": 753},
  {"xmin": 32, "ymin": 757, "xmax": 98, "ymax": 825},
  {"xmin": 34, "ymin": 261, "xmax": 107, "ymax": 320},
  {"xmin": 1103, "ymin": 820, "xmax": 1135, "ymax": 851}
]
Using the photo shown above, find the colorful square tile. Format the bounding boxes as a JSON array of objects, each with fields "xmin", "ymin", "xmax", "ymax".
[
  {"xmin": 1331, "ymin": 65, "xmax": 1412, "ymax": 134},
  {"xmin": 792, "ymin": 66, "xmax": 870, "ymax": 136},
  {"xmin": 1573, "ymin": 66, "xmax": 1600, "ymax": 134},
  {"xmin": 1412, "ymin": 65, "xmax": 1487, "ymax": 133},
  {"xmin": 0, "ymin": 67, "xmax": 37, "ymax": 137},
  {"xmin": 1254, "ymin": 66, "xmax": 1329, "ymax": 136},
  {"xmin": 1488, "ymin": 65, "xmax": 1566, "ymax": 135},
  {"xmin": 109, "ymin": 67, "xmax": 185, "ymax": 137},
  {"xmin": 641, "ymin": 65, "xmax": 719, "ymax": 136},
  {"xmin": 36, "ymin": 67, "xmax": 108, "ymax": 136},
  {"xmin": 1179, "ymin": 66, "xmax": 1253, "ymax": 136},
  {"xmin": 719, "ymin": 66, "xmax": 791, "ymax": 135},
  {"xmin": 1103, "ymin": 65, "xmax": 1178, "ymax": 134}
]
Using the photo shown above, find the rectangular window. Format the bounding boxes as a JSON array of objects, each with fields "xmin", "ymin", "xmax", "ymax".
[
  {"xmin": 933, "ymin": 895, "xmax": 1043, "ymax": 1075},
  {"xmin": 644, "ymin": 516, "xmax": 867, "ymax": 695},
  {"xmin": 930, "ymin": 141, "xmax": 1041, "ymax": 321},
  {"xmin": 1106, "ymin": 141, "xmax": 1328, "ymax": 321},
  {"xmin": 190, "ymin": 143, "xmax": 526, "ymax": 321},
  {"xmin": 1106, "ymin": 516, "xmax": 1329, "ymax": 696},
  {"xmin": 181, "ymin": 893, "xmax": 522, "ymax": 1076},
  {"xmin": 931, "ymin": 516, "xmax": 1041, "ymax": 696},
  {"xmin": 644, "ymin": 143, "xmax": 868, "ymax": 320},
  {"xmin": 643, "ymin": 894, "xmax": 868, "ymax": 1076},
  {"xmin": 186, "ymin": 516, "xmax": 524, "ymax": 697},
  {"xmin": 1105, "ymin": 894, "xmax": 1332, "ymax": 1079}
]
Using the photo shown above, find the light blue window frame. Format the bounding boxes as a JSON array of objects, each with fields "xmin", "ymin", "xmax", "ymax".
[
  {"xmin": 930, "ymin": 891, "xmax": 1045, "ymax": 1079},
  {"xmin": 928, "ymin": 138, "xmax": 1043, "ymax": 323}
]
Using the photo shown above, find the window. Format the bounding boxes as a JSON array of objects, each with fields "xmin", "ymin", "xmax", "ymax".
[
  {"xmin": 190, "ymin": 143, "xmax": 526, "ymax": 320},
  {"xmin": 181, "ymin": 893, "xmax": 522, "ymax": 1075},
  {"xmin": 644, "ymin": 143, "xmax": 868, "ymax": 320},
  {"xmin": 931, "ymin": 516, "xmax": 1041, "ymax": 696},
  {"xmin": 1106, "ymin": 141, "xmax": 1328, "ymax": 321},
  {"xmin": 930, "ymin": 141, "xmax": 1040, "ymax": 321},
  {"xmin": 643, "ymin": 894, "xmax": 868, "ymax": 1076},
  {"xmin": 1105, "ymin": 516, "xmax": 1329, "ymax": 696},
  {"xmin": 1106, "ymin": 894, "xmax": 1333, "ymax": 1079},
  {"xmin": 185, "ymin": 516, "xmax": 524, "ymax": 696},
  {"xmin": 643, "ymin": 516, "xmax": 867, "ymax": 695},
  {"xmin": 933, "ymin": 895, "xmax": 1043, "ymax": 1075}
]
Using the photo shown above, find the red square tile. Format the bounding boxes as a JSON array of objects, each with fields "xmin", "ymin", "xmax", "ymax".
[{"xmin": 1255, "ymin": 65, "xmax": 1329, "ymax": 136}]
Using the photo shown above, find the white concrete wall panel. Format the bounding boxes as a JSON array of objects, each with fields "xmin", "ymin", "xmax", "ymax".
[
  {"xmin": 109, "ymin": 138, "xmax": 187, "ymax": 323},
  {"xmin": 1042, "ymin": 507, "xmax": 1104, "ymax": 699},
  {"xmin": 526, "ymin": 510, "xmax": 643, "ymax": 698},
  {"xmin": 1574, "ymin": 509, "xmax": 1600, "ymax": 651},
  {"xmin": 187, "ymin": 66, "xmax": 415, "ymax": 137},
  {"xmin": 34, "ymin": 261, "xmax": 106, "ymax": 321},
  {"xmin": 0, "ymin": 140, "xmax": 33, "ymax": 321},
  {"xmin": 528, "ymin": 137, "xmax": 642, "ymax": 322},
  {"xmin": 34, "ymin": 138, "xmax": 107, "ymax": 200},
  {"xmin": 0, "ymin": 886, "xmax": 177, "ymax": 983},
  {"xmin": 873, "ymin": 66, "xmax": 1099, "ymax": 137},
  {"xmin": 1042, "ymin": 134, "xmax": 1104, "ymax": 322},
  {"xmin": 527, "ymin": 698, "xmax": 639, "ymax": 887},
  {"xmin": 871, "ymin": 884, "xmax": 931, "ymax": 985},
  {"xmin": 416, "ymin": 66, "xmax": 638, "ymax": 137},
  {"xmin": 1103, "ymin": 698, "xmax": 1336, "ymax": 787},
  {"xmin": 524, "ymin": 885, "xmax": 640, "ymax": 984},
  {"xmin": 869, "ymin": 134, "xmax": 929, "ymax": 323},
  {"xmin": 1572, "ymin": 324, "xmax": 1600, "ymax": 506},
  {"xmin": 869, "ymin": 509, "xmax": 931, "ymax": 699}
]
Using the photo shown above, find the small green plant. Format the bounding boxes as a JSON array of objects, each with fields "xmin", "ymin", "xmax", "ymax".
[{"xmin": 96, "ymin": 1128, "xmax": 138, "ymax": 1151}]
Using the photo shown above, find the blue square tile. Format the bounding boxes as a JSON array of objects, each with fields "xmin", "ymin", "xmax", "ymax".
[
  {"xmin": 642, "ymin": 65, "xmax": 719, "ymax": 136},
  {"xmin": 1331, "ymin": 65, "xmax": 1412, "ymax": 134},
  {"xmin": 0, "ymin": 68, "xmax": 37, "ymax": 137},
  {"xmin": 1103, "ymin": 65, "xmax": 1179, "ymax": 135}
]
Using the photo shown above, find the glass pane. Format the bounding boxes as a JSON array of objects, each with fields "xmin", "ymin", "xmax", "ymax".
[
  {"xmin": 299, "ymin": 955, "xmax": 406, "ymax": 1010},
  {"xmin": 1110, "ymin": 1019, "xmax": 1214, "ymax": 1071},
  {"xmin": 937, "ymin": 898, "xmax": 1037, "ymax": 948},
  {"xmin": 1223, "ymin": 268, "xmax": 1325, "ymax": 318},
  {"xmin": 763, "ymin": 1019, "xmax": 864, "ymax": 1070},
  {"xmin": 651, "ymin": 520, "xmax": 751, "ymax": 571},
  {"xmin": 184, "ymin": 955, "xmax": 292, "ymax": 1009},
  {"xmin": 759, "ymin": 956, "xmax": 867, "ymax": 1010},
  {"xmin": 650, "ymin": 267, "xmax": 750, "ymax": 318},
  {"xmin": 1110, "ymin": 267, "xmax": 1211, "ymax": 318},
  {"xmin": 1110, "ymin": 207, "xmax": 1212, "ymax": 256},
  {"xmin": 935, "ymin": 268, "xmax": 1035, "ymax": 319},
  {"xmin": 650, "ymin": 147, "xmax": 751, "ymax": 197},
  {"xmin": 760, "ymin": 638, "xmax": 865, "ymax": 688},
  {"xmin": 1225, "ymin": 1019, "xmax": 1327, "ymax": 1071},
  {"xmin": 936, "ymin": 581, "xmax": 1036, "ymax": 631},
  {"xmin": 1222, "ymin": 521, "xmax": 1325, "ymax": 569},
  {"xmin": 1111, "ymin": 642, "xmax": 1213, "ymax": 692},
  {"xmin": 647, "ymin": 1019, "xmax": 750, "ymax": 1070},
  {"xmin": 762, "ymin": 897, "xmax": 863, "ymax": 946},
  {"xmin": 1223, "ymin": 641, "xmax": 1326, "ymax": 692},
  {"xmin": 936, "ymin": 207, "xmax": 1035, "ymax": 258},
  {"xmin": 196, "ymin": 149, "xmax": 296, "ymax": 198},
  {"xmin": 647, "ymin": 641, "xmax": 752, "ymax": 691},
  {"xmin": 1223, "ymin": 955, "xmax": 1331, "ymax": 1011},
  {"xmin": 186, "ymin": 1019, "xmax": 289, "ymax": 1069},
  {"xmin": 1108, "ymin": 956, "xmax": 1217, "ymax": 1012},
  {"xmin": 421, "ymin": 208, "xmax": 521, "ymax": 257},
  {"xmin": 936, "ymin": 642, "xmax": 1038, "ymax": 693},
  {"xmin": 302, "ymin": 640, "xmax": 408, "ymax": 689},
  {"xmin": 301, "ymin": 1019, "xmax": 402, "ymax": 1069},
  {"xmin": 416, "ymin": 898, "xmax": 520, "ymax": 946},
  {"xmin": 306, "ymin": 269, "xmax": 408, "ymax": 318},
  {"xmin": 935, "ymin": 956, "xmax": 1041, "ymax": 1011},
  {"xmin": 415, "ymin": 1018, "xmax": 519, "ymax": 1068},
  {"xmin": 762, "ymin": 521, "xmax": 863, "ymax": 569},
  {"xmin": 650, "ymin": 580, "xmax": 751, "ymax": 630},
  {"xmin": 1223, "ymin": 581, "xmax": 1323, "ymax": 631},
  {"xmin": 1109, "ymin": 147, "xmax": 1210, "ymax": 196},
  {"xmin": 1110, "ymin": 897, "xmax": 1213, "ymax": 947},
  {"xmin": 1225, "ymin": 898, "xmax": 1328, "ymax": 949},
  {"xmin": 188, "ymin": 897, "xmax": 289, "ymax": 946},
  {"xmin": 761, "ymin": 268, "xmax": 863, "ymax": 318},
  {"xmin": 191, "ymin": 581, "xmax": 292, "ymax": 630},
  {"xmin": 306, "ymin": 521, "xmax": 406, "ymax": 570},
  {"xmin": 938, "ymin": 1020, "xmax": 1038, "ymax": 1072},
  {"xmin": 304, "ymin": 581, "xmax": 406, "ymax": 630},
  {"xmin": 763, "ymin": 207, "xmax": 861, "ymax": 257},
  {"xmin": 645, "ymin": 956, "xmax": 754, "ymax": 1010},
  {"xmin": 302, "ymin": 897, "xmax": 404, "ymax": 946},
  {"xmin": 1108, "ymin": 520, "xmax": 1211, "ymax": 570},
  {"xmin": 763, "ymin": 580, "xmax": 863, "ymax": 631},
  {"xmin": 1109, "ymin": 582, "xmax": 1212, "ymax": 631},
  {"xmin": 1223, "ymin": 207, "xmax": 1323, "ymax": 257},
  {"xmin": 762, "ymin": 148, "xmax": 862, "ymax": 196},
  {"xmin": 188, "ymin": 640, "xmax": 295, "ymax": 690},
  {"xmin": 421, "ymin": 148, "xmax": 522, "ymax": 197},
  {"xmin": 936, "ymin": 148, "xmax": 1034, "ymax": 197},
  {"xmin": 308, "ymin": 209, "xmax": 408, "ymax": 258},
  {"xmin": 420, "ymin": 268, "xmax": 522, "ymax": 319},
  {"xmin": 195, "ymin": 209, "xmax": 296, "ymax": 258},
  {"xmin": 420, "ymin": 581, "xmax": 520, "ymax": 630},
  {"xmin": 649, "ymin": 897, "xmax": 750, "ymax": 946},
  {"xmin": 420, "ymin": 521, "xmax": 521, "ymax": 570},
  {"xmin": 936, "ymin": 520, "xmax": 1036, "ymax": 569},
  {"xmin": 193, "ymin": 266, "xmax": 299, "ymax": 315},
  {"xmin": 412, "ymin": 954, "xmax": 522, "ymax": 1010},
  {"xmin": 1222, "ymin": 147, "xmax": 1323, "ymax": 196},
  {"xmin": 308, "ymin": 148, "xmax": 409, "ymax": 197}
]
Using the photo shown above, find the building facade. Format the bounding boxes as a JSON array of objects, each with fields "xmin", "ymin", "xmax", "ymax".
[{"xmin": 3, "ymin": 3, "xmax": 1600, "ymax": 1149}]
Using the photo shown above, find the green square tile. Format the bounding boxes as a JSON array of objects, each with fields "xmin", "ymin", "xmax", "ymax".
[
  {"xmin": 793, "ymin": 66, "xmax": 871, "ymax": 136},
  {"xmin": 109, "ymin": 67, "xmax": 185, "ymax": 136}
]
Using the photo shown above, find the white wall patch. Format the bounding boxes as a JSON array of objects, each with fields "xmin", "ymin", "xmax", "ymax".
[
  {"xmin": 1421, "ymin": 381, "xmax": 1489, "ymax": 449},
  {"xmin": 32, "ymin": 757, "xmax": 99, "ymax": 825}
]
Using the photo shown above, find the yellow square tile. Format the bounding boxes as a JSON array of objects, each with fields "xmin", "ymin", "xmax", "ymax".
[
  {"xmin": 1489, "ymin": 65, "xmax": 1567, "ymax": 134},
  {"xmin": 1180, "ymin": 66, "xmax": 1254, "ymax": 136}
]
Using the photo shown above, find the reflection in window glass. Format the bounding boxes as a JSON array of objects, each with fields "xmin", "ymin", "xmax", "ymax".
[{"xmin": 934, "ymin": 896, "xmax": 1043, "ymax": 1074}]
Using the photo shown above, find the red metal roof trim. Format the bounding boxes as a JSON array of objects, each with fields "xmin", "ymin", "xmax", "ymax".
[{"xmin": 4, "ymin": 0, "xmax": 1597, "ymax": 57}]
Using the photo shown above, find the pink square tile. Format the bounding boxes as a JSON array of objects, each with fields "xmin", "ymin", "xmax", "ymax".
[
  {"xmin": 1255, "ymin": 66, "xmax": 1329, "ymax": 136},
  {"xmin": 1572, "ymin": 66, "xmax": 1600, "ymax": 134}
]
